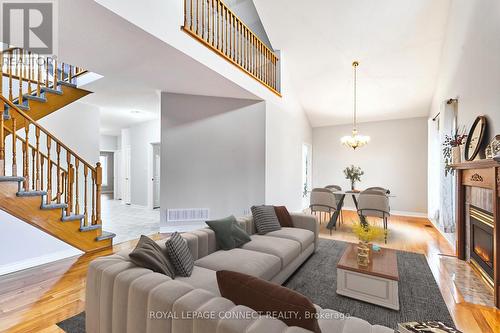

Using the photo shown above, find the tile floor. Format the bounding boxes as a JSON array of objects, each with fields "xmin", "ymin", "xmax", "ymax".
[{"xmin": 101, "ymin": 194, "xmax": 161, "ymax": 244}]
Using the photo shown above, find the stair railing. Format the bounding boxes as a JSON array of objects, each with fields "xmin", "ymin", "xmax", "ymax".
[
  {"xmin": 182, "ymin": 0, "xmax": 280, "ymax": 95},
  {"xmin": 0, "ymin": 47, "xmax": 88, "ymax": 107},
  {"xmin": 0, "ymin": 95, "xmax": 102, "ymax": 228}
]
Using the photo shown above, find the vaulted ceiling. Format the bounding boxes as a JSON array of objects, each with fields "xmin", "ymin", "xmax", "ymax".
[{"xmin": 254, "ymin": 0, "xmax": 451, "ymax": 127}]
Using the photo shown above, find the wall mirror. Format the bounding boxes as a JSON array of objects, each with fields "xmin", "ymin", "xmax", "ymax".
[{"xmin": 465, "ymin": 116, "xmax": 487, "ymax": 161}]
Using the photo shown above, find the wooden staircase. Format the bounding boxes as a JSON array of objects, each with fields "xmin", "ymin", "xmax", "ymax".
[{"xmin": 0, "ymin": 47, "xmax": 115, "ymax": 252}]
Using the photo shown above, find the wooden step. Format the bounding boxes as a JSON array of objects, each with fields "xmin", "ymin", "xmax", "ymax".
[{"xmin": 0, "ymin": 181, "xmax": 111, "ymax": 252}]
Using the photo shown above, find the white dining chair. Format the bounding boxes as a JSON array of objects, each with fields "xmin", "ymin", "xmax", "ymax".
[
  {"xmin": 310, "ymin": 188, "xmax": 338, "ymax": 225},
  {"xmin": 357, "ymin": 192, "xmax": 391, "ymax": 243}
]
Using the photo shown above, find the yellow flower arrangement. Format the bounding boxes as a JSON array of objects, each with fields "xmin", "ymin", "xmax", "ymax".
[{"xmin": 352, "ymin": 222, "xmax": 385, "ymax": 243}]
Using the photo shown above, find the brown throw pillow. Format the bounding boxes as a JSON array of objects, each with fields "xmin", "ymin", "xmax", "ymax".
[
  {"xmin": 129, "ymin": 235, "xmax": 175, "ymax": 278},
  {"xmin": 274, "ymin": 206, "xmax": 294, "ymax": 227},
  {"xmin": 217, "ymin": 270, "xmax": 321, "ymax": 333}
]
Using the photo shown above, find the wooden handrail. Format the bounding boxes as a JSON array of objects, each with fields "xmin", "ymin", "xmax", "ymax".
[
  {"xmin": 1, "ymin": 95, "xmax": 95, "ymax": 172},
  {"xmin": 182, "ymin": 0, "xmax": 280, "ymax": 95}
]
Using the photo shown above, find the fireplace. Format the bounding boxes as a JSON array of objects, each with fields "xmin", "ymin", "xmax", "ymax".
[{"xmin": 469, "ymin": 206, "xmax": 494, "ymax": 284}]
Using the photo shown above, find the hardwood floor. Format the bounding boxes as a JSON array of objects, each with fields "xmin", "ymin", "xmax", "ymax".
[{"xmin": 0, "ymin": 213, "xmax": 499, "ymax": 332}]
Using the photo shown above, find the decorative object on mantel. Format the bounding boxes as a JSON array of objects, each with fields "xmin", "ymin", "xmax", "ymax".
[
  {"xmin": 343, "ymin": 165, "xmax": 364, "ymax": 190},
  {"xmin": 352, "ymin": 222, "xmax": 384, "ymax": 266},
  {"xmin": 464, "ymin": 116, "xmax": 487, "ymax": 161},
  {"xmin": 340, "ymin": 61, "xmax": 370, "ymax": 149},
  {"xmin": 442, "ymin": 126, "xmax": 468, "ymax": 176},
  {"xmin": 485, "ymin": 134, "xmax": 500, "ymax": 159}
]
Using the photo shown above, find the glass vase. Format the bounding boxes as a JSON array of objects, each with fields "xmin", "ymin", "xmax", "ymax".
[{"xmin": 357, "ymin": 242, "xmax": 370, "ymax": 267}]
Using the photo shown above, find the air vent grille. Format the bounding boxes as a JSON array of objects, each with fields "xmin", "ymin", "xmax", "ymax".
[{"xmin": 167, "ymin": 208, "xmax": 210, "ymax": 222}]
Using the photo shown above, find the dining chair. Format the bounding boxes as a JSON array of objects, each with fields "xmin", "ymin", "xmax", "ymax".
[
  {"xmin": 309, "ymin": 188, "xmax": 338, "ymax": 225},
  {"xmin": 357, "ymin": 192, "xmax": 391, "ymax": 243},
  {"xmin": 324, "ymin": 185, "xmax": 344, "ymax": 224},
  {"xmin": 365, "ymin": 186, "xmax": 391, "ymax": 194}
]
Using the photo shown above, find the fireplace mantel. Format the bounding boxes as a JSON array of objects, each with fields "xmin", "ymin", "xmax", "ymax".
[{"xmin": 451, "ymin": 158, "xmax": 500, "ymax": 307}]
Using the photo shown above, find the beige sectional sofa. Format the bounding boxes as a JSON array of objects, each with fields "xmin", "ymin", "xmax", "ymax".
[{"xmin": 86, "ymin": 213, "xmax": 393, "ymax": 333}]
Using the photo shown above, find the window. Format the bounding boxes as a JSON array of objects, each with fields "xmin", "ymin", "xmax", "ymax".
[
  {"xmin": 99, "ymin": 155, "xmax": 108, "ymax": 186},
  {"xmin": 302, "ymin": 143, "xmax": 312, "ymax": 209}
]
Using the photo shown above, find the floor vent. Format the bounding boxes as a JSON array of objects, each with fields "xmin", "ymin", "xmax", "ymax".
[{"xmin": 167, "ymin": 208, "xmax": 210, "ymax": 222}]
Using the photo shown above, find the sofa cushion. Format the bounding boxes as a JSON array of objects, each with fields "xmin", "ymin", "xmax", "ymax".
[
  {"xmin": 195, "ymin": 248, "xmax": 281, "ymax": 281},
  {"xmin": 128, "ymin": 235, "xmax": 175, "ymax": 277},
  {"xmin": 176, "ymin": 265, "xmax": 220, "ymax": 296},
  {"xmin": 251, "ymin": 205, "xmax": 282, "ymax": 234},
  {"xmin": 165, "ymin": 232, "xmax": 194, "ymax": 277},
  {"xmin": 241, "ymin": 235, "xmax": 301, "ymax": 268},
  {"xmin": 266, "ymin": 227, "xmax": 315, "ymax": 251},
  {"xmin": 217, "ymin": 270, "xmax": 321, "ymax": 333},
  {"xmin": 274, "ymin": 206, "xmax": 294, "ymax": 227}
]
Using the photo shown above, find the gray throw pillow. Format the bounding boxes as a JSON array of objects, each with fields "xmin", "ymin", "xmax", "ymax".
[
  {"xmin": 251, "ymin": 205, "xmax": 282, "ymax": 235},
  {"xmin": 232, "ymin": 222, "xmax": 251, "ymax": 247},
  {"xmin": 129, "ymin": 235, "xmax": 175, "ymax": 278},
  {"xmin": 206, "ymin": 215, "xmax": 252, "ymax": 250},
  {"xmin": 206, "ymin": 216, "xmax": 237, "ymax": 250},
  {"xmin": 165, "ymin": 232, "xmax": 194, "ymax": 277}
]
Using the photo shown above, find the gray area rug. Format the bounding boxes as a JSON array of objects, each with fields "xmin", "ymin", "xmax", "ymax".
[
  {"xmin": 58, "ymin": 239, "xmax": 453, "ymax": 332},
  {"xmin": 285, "ymin": 239, "xmax": 454, "ymax": 330}
]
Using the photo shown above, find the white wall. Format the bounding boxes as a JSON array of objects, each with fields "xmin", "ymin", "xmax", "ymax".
[
  {"xmin": 313, "ymin": 117, "xmax": 428, "ymax": 214},
  {"xmin": 39, "ymin": 102, "xmax": 101, "ymax": 163},
  {"xmin": 0, "ymin": 209, "xmax": 82, "ymax": 275},
  {"xmin": 429, "ymin": 0, "xmax": 500, "ymax": 143},
  {"xmin": 100, "ymin": 134, "xmax": 118, "ymax": 151},
  {"xmin": 265, "ymin": 101, "xmax": 312, "ymax": 211},
  {"xmin": 128, "ymin": 120, "xmax": 161, "ymax": 207},
  {"xmin": 161, "ymin": 93, "xmax": 266, "ymax": 227}
]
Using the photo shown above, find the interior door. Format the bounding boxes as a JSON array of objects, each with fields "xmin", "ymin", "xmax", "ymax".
[
  {"xmin": 152, "ymin": 144, "xmax": 161, "ymax": 209},
  {"xmin": 123, "ymin": 145, "xmax": 131, "ymax": 205}
]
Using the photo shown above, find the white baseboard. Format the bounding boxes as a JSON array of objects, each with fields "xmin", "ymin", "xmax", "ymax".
[
  {"xmin": 426, "ymin": 217, "xmax": 456, "ymax": 249},
  {"xmin": 160, "ymin": 221, "xmax": 206, "ymax": 233},
  {"xmin": 342, "ymin": 206, "xmax": 428, "ymax": 218},
  {"xmin": 0, "ymin": 248, "xmax": 82, "ymax": 276}
]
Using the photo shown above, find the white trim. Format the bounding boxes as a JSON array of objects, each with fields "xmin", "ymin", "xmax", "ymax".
[
  {"xmin": 0, "ymin": 248, "xmax": 82, "ymax": 276},
  {"xmin": 342, "ymin": 206, "xmax": 428, "ymax": 218},
  {"xmin": 160, "ymin": 221, "xmax": 206, "ymax": 233}
]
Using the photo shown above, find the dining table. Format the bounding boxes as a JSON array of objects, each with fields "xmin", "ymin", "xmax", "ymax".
[{"xmin": 325, "ymin": 190, "xmax": 395, "ymax": 233}]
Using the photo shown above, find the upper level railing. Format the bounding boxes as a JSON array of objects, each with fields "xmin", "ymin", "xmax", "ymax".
[
  {"xmin": 0, "ymin": 48, "xmax": 102, "ymax": 229},
  {"xmin": 182, "ymin": 0, "xmax": 281, "ymax": 95}
]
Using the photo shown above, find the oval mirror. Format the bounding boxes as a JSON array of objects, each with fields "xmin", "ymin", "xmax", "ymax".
[{"xmin": 465, "ymin": 116, "xmax": 487, "ymax": 161}]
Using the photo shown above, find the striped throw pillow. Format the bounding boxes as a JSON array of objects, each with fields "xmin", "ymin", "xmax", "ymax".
[
  {"xmin": 251, "ymin": 205, "xmax": 282, "ymax": 235},
  {"xmin": 165, "ymin": 232, "xmax": 194, "ymax": 277}
]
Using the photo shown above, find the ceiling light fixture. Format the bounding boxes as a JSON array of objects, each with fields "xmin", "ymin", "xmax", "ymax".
[{"xmin": 341, "ymin": 61, "xmax": 370, "ymax": 150}]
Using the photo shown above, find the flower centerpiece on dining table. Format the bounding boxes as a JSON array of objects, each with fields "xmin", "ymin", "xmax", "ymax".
[{"xmin": 343, "ymin": 165, "xmax": 364, "ymax": 191}]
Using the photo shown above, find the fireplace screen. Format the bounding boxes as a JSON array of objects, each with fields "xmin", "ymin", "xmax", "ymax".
[{"xmin": 469, "ymin": 206, "xmax": 494, "ymax": 280}]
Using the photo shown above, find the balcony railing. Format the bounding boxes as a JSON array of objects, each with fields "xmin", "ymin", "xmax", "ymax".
[{"xmin": 183, "ymin": 0, "xmax": 280, "ymax": 95}]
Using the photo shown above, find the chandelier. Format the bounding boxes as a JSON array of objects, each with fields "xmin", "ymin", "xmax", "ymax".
[{"xmin": 341, "ymin": 61, "xmax": 370, "ymax": 149}]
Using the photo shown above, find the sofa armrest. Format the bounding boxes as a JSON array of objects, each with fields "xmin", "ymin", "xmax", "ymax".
[{"xmin": 290, "ymin": 213, "xmax": 319, "ymax": 250}]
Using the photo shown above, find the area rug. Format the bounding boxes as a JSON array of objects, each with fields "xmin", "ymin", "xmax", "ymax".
[
  {"xmin": 284, "ymin": 239, "xmax": 454, "ymax": 329},
  {"xmin": 58, "ymin": 239, "xmax": 454, "ymax": 332}
]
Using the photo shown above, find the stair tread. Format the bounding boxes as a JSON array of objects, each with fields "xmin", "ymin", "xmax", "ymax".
[
  {"xmin": 0, "ymin": 176, "xmax": 25, "ymax": 182},
  {"xmin": 41, "ymin": 87, "xmax": 63, "ymax": 95},
  {"xmin": 96, "ymin": 231, "xmax": 116, "ymax": 241},
  {"xmin": 57, "ymin": 81, "xmax": 77, "ymax": 88},
  {"xmin": 41, "ymin": 203, "xmax": 68, "ymax": 210},
  {"xmin": 24, "ymin": 94, "xmax": 47, "ymax": 102},
  {"xmin": 17, "ymin": 190, "xmax": 47, "ymax": 197},
  {"xmin": 80, "ymin": 224, "xmax": 101, "ymax": 232},
  {"xmin": 62, "ymin": 214, "xmax": 85, "ymax": 222}
]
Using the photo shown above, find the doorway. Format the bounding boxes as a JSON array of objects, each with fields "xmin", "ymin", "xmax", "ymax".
[
  {"xmin": 123, "ymin": 145, "xmax": 131, "ymax": 205},
  {"xmin": 152, "ymin": 143, "xmax": 161, "ymax": 209},
  {"xmin": 100, "ymin": 151, "xmax": 114, "ymax": 195}
]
